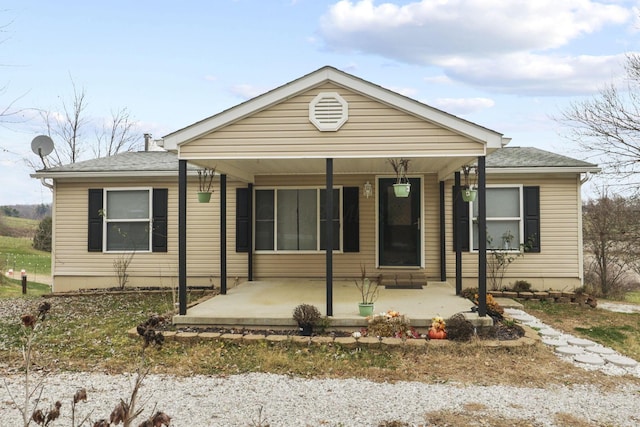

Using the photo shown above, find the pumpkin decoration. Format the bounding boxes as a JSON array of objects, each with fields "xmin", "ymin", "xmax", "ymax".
[{"xmin": 428, "ymin": 316, "xmax": 447, "ymax": 339}]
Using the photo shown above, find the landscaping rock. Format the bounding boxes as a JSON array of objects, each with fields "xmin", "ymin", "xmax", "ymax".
[{"xmin": 604, "ymin": 355, "xmax": 638, "ymax": 368}]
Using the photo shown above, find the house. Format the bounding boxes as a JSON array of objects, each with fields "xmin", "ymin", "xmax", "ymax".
[{"xmin": 32, "ymin": 66, "xmax": 599, "ymax": 317}]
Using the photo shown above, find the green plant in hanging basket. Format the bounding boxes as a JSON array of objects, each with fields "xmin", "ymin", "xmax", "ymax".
[{"xmin": 197, "ymin": 167, "xmax": 216, "ymax": 203}]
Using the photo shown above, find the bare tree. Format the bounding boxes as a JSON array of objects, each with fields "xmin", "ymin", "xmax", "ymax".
[
  {"xmin": 583, "ymin": 193, "xmax": 640, "ymax": 298},
  {"xmin": 31, "ymin": 79, "xmax": 141, "ymax": 171},
  {"xmin": 94, "ymin": 107, "xmax": 139, "ymax": 158},
  {"xmin": 560, "ymin": 53, "xmax": 640, "ymax": 185}
]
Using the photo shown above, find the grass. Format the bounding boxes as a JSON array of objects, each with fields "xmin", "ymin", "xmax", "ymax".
[
  {"xmin": 522, "ymin": 300, "xmax": 640, "ymax": 361},
  {"xmin": 0, "ymin": 277, "xmax": 51, "ymax": 297},
  {"xmin": 2, "ymin": 216, "xmax": 39, "ymax": 232},
  {"xmin": 0, "ymin": 235, "xmax": 51, "ymax": 278},
  {"xmin": 626, "ymin": 291, "xmax": 640, "ymax": 304}
]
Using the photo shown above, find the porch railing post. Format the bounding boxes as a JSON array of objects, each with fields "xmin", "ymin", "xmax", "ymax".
[
  {"xmin": 439, "ymin": 180, "xmax": 446, "ymax": 281},
  {"xmin": 247, "ymin": 182, "xmax": 253, "ymax": 281},
  {"xmin": 454, "ymin": 171, "xmax": 462, "ymax": 295},
  {"xmin": 478, "ymin": 156, "xmax": 487, "ymax": 317},
  {"xmin": 326, "ymin": 158, "xmax": 333, "ymax": 316},
  {"xmin": 220, "ymin": 174, "xmax": 227, "ymax": 295},
  {"xmin": 178, "ymin": 160, "xmax": 187, "ymax": 315}
]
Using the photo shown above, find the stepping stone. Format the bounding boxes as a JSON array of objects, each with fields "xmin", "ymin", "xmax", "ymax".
[
  {"xmin": 541, "ymin": 338, "xmax": 567, "ymax": 347},
  {"xmin": 567, "ymin": 337, "xmax": 596, "ymax": 347},
  {"xmin": 585, "ymin": 346, "xmax": 616, "ymax": 355},
  {"xmin": 555, "ymin": 346, "xmax": 585, "ymax": 356},
  {"xmin": 539, "ymin": 329, "xmax": 562, "ymax": 337},
  {"xmin": 604, "ymin": 355, "xmax": 638, "ymax": 368},
  {"xmin": 510, "ymin": 313, "xmax": 536, "ymax": 323},
  {"xmin": 574, "ymin": 353, "xmax": 605, "ymax": 366}
]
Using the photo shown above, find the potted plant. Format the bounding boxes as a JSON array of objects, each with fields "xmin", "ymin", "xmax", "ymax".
[
  {"xmin": 388, "ymin": 158, "xmax": 411, "ymax": 198},
  {"xmin": 292, "ymin": 304, "xmax": 322, "ymax": 336},
  {"xmin": 355, "ymin": 265, "xmax": 381, "ymax": 316},
  {"xmin": 197, "ymin": 167, "xmax": 216, "ymax": 203},
  {"xmin": 461, "ymin": 164, "xmax": 477, "ymax": 202}
]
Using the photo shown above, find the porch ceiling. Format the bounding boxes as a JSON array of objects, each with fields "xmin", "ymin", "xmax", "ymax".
[{"xmin": 185, "ymin": 155, "xmax": 479, "ymax": 183}]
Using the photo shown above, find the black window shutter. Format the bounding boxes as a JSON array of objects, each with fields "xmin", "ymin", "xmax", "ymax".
[
  {"xmin": 152, "ymin": 189, "xmax": 168, "ymax": 252},
  {"xmin": 452, "ymin": 186, "xmax": 470, "ymax": 252},
  {"xmin": 88, "ymin": 189, "xmax": 103, "ymax": 252},
  {"xmin": 236, "ymin": 188, "xmax": 250, "ymax": 252},
  {"xmin": 343, "ymin": 187, "xmax": 359, "ymax": 252},
  {"xmin": 523, "ymin": 186, "xmax": 540, "ymax": 253}
]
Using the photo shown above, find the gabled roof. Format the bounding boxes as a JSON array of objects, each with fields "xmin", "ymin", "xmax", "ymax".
[
  {"xmin": 161, "ymin": 66, "xmax": 509, "ymax": 150},
  {"xmin": 30, "ymin": 146, "xmax": 599, "ymax": 179}
]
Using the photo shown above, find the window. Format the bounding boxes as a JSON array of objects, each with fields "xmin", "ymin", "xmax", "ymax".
[
  {"xmin": 255, "ymin": 188, "xmax": 341, "ymax": 252},
  {"xmin": 104, "ymin": 188, "xmax": 152, "ymax": 251},
  {"xmin": 471, "ymin": 186, "xmax": 522, "ymax": 251}
]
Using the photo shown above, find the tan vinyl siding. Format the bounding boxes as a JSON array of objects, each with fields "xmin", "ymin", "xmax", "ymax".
[
  {"xmin": 444, "ymin": 174, "xmax": 583, "ymax": 289},
  {"xmin": 180, "ymin": 83, "xmax": 484, "ymax": 159},
  {"xmin": 51, "ymin": 177, "xmax": 247, "ymax": 291}
]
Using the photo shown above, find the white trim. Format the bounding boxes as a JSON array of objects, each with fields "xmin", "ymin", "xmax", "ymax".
[
  {"xmin": 103, "ymin": 187, "xmax": 153, "ymax": 253},
  {"xmin": 470, "ymin": 185, "xmax": 524, "ymax": 252},
  {"xmin": 164, "ymin": 66, "xmax": 506, "ymax": 150},
  {"xmin": 577, "ymin": 175, "xmax": 585, "ymax": 285},
  {"xmin": 487, "ymin": 166, "xmax": 601, "ymax": 174}
]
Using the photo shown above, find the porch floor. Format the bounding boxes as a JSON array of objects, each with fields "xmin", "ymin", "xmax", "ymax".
[{"xmin": 173, "ymin": 279, "xmax": 491, "ymax": 330}]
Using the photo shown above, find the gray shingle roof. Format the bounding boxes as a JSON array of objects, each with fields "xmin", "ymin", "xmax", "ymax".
[
  {"xmin": 486, "ymin": 146, "xmax": 598, "ymax": 169},
  {"xmin": 35, "ymin": 146, "xmax": 598, "ymax": 175},
  {"xmin": 39, "ymin": 151, "xmax": 183, "ymax": 173}
]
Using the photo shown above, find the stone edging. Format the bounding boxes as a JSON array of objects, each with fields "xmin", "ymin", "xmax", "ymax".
[
  {"xmin": 489, "ymin": 290, "xmax": 597, "ymax": 307},
  {"xmin": 127, "ymin": 324, "xmax": 540, "ymax": 349}
]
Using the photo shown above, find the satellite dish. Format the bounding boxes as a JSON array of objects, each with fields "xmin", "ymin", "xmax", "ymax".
[{"xmin": 31, "ymin": 135, "xmax": 55, "ymax": 157}]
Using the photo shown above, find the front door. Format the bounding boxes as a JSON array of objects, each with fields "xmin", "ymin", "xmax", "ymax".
[{"xmin": 378, "ymin": 177, "xmax": 421, "ymax": 267}]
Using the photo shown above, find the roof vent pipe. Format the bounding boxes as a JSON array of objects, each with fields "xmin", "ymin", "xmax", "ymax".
[{"xmin": 143, "ymin": 133, "xmax": 151, "ymax": 151}]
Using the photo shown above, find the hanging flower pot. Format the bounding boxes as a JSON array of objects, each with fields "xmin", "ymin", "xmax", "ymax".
[
  {"xmin": 462, "ymin": 188, "xmax": 477, "ymax": 202},
  {"xmin": 393, "ymin": 183, "xmax": 411, "ymax": 198},
  {"xmin": 197, "ymin": 192, "xmax": 212, "ymax": 203}
]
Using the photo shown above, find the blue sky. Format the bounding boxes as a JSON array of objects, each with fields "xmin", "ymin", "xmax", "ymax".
[{"xmin": 1, "ymin": 0, "xmax": 638, "ymax": 205}]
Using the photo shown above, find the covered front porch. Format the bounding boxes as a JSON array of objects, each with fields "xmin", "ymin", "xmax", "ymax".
[{"xmin": 173, "ymin": 279, "xmax": 491, "ymax": 330}]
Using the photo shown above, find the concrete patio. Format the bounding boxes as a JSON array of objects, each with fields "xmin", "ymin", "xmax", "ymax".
[{"xmin": 173, "ymin": 279, "xmax": 492, "ymax": 330}]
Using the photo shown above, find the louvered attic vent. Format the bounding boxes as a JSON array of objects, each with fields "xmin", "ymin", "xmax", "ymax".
[{"xmin": 309, "ymin": 92, "xmax": 348, "ymax": 131}]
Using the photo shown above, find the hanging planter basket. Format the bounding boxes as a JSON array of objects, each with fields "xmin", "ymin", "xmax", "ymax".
[
  {"xmin": 197, "ymin": 191, "xmax": 212, "ymax": 203},
  {"xmin": 393, "ymin": 183, "xmax": 411, "ymax": 198},
  {"xmin": 462, "ymin": 188, "xmax": 477, "ymax": 202}
]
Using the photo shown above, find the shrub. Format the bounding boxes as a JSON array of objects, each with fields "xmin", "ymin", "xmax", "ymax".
[
  {"xmin": 460, "ymin": 287, "xmax": 478, "ymax": 300},
  {"xmin": 511, "ymin": 280, "xmax": 532, "ymax": 292},
  {"xmin": 445, "ymin": 313, "xmax": 475, "ymax": 342},
  {"xmin": 292, "ymin": 304, "xmax": 322, "ymax": 328},
  {"xmin": 365, "ymin": 311, "xmax": 419, "ymax": 339}
]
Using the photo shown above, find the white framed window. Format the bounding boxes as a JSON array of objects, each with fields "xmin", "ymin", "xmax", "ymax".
[
  {"xmin": 255, "ymin": 187, "xmax": 342, "ymax": 252},
  {"xmin": 104, "ymin": 188, "xmax": 152, "ymax": 252},
  {"xmin": 471, "ymin": 185, "xmax": 523, "ymax": 251}
]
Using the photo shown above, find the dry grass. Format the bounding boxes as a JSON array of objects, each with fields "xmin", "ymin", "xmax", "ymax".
[{"xmin": 1, "ymin": 293, "xmax": 640, "ymax": 393}]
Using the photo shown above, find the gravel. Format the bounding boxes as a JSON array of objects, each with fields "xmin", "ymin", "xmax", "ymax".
[{"xmin": 2, "ymin": 372, "xmax": 640, "ymax": 426}]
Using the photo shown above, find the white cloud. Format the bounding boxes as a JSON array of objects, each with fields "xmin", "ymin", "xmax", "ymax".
[
  {"xmin": 430, "ymin": 97, "xmax": 495, "ymax": 115},
  {"xmin": 229, "ymin": 84, "xmax": 267, "ymax": 100},
  {"xmin": 319, "ymin": 0, "xmax": 632, "ymax": 94}
]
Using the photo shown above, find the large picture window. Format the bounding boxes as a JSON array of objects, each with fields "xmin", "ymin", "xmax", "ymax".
[
  {"xmin": 255, "ymin": 188, "xmax": 341, "ymax": 252},
  {"xmin": 104, "ymin": 188, "xmax": 152, "ymax": 251},
  {"xmin": 471, "ymin": 186, "xmax": 522, "ymax": 251}
]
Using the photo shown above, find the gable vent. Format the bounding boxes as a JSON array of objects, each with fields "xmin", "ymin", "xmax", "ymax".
[{"xmin": 309, "ymin": 92, "xmax": 348, "ymax": 131}]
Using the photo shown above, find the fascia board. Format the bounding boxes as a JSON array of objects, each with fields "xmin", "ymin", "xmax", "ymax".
[
  {"xmin": 487, "ymin": 167, "xmax": 602, "ymax": 174},
  {"xmin": 30, "ymin": 170, "xmax": 193, "ymax": 179}
]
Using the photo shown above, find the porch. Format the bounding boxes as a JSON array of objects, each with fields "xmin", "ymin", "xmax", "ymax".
[{"xmin": 172, "ymin": 279, "xmax": 491, "ymax": 330}]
